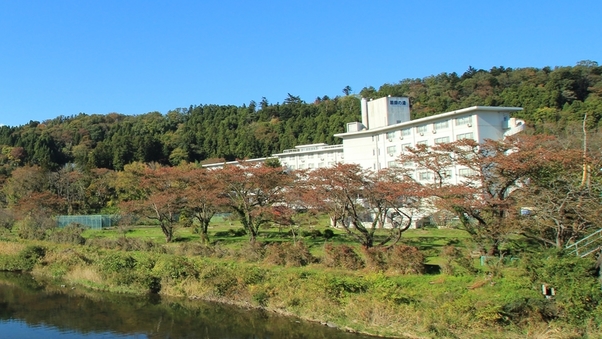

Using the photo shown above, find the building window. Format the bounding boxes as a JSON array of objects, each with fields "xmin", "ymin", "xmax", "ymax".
[
  {"xmin": 416, "ymin": 140, "xmax": 428, "ymax": 146},
  {"xmin": 299, "ymin": 164, "xmax": 305, "ymax": 169},
  {"xmin": 434, "ymin": 136, "xmax": 450, "ymax": 144},
  {"xmin": 386, "ymin": 146, "xmax": 396, "ymax": 155},
  {"xmin": 419, "ymin": 172, "xmax": 432, "ymax": 181},
  {"xmin": 401, "ymin": 143, "xmax": 411, "ymax": 152},
  {"xmin": 442, "ymin": 170, "xmax": 452, "ymax": 178},
  {"xmin": 387, "ymin": 161, "xmax": 398, "ymax": 168},
  {"xmin": 457, "ymin": 132, "xmax": 474, "ymax": 140},
  {"xmin": 403, "ymin": 161, "xmax": 414, "ymax": 167},
  {"xmin": 401, "ymin": 128, "xmax": 411, "ymax": 137},
  {"xmin": 307, "ymin": 163, "xmax": 314, "ymax": 169},
  {"xmin": 416, "ymin": 125, "xmax": 428, "ymax": 134},
  {"xmin": 434, "ymin": 120, "xmax": 449, "ymax": 130},
  {"xmin": 458, "ymin": 168, "xmax": 473, "ymax": 177},
  {"xmin": 386, "ymin": 131, "xmax": 396, "ymax": 140},
  {"xmin": 318, "ymin": 162, "xmax": 324, "ymax": 168},
  {"xmin": 328, "ymin": 161, "xmax": 335, "ymax": 166},
  {"xmin": 456, "ymin": 116, "xmax": 472, "ymax": 126}
]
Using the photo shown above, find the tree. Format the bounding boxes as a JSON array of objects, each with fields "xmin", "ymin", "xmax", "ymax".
[
  {"xmin": 120, "ymin": 164, "xmax": 187, "ymax": 243},
  {"xmin": 85, "ymin": 168, "xmax": 117, "ymax": 213},
  {"xmin": 342, "ymin": 85, "xmax": 352, "ymax": 96},
  {"xmin": 515, "ymin": 140, "xmax": 599, "ymax": 249},
  {"xmin": 300, "ymin": 163, "xmax": 422, "ymax": 248},
  {"xmin": 216, "ymin": 161, "xmax": 294, "ymax": 242},
  {"xmin": 182, "ymin": 166, "xmax": 226, "ymax": 243},
  {"xmin": 49, "ymin": 166, "xmax": 87, "ymax": 215},
  {"xmin": 3, "ymin": 165, "xmax": 64, "ymax": 217},
  {"xmin": 400, "ymin": 134, "xmax": 567, "ymax": 255}
]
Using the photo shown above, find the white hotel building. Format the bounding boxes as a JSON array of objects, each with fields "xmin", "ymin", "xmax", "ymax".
[{"xmin": 272, "ymin": 96, "xmax": 525, "ymax": 184}]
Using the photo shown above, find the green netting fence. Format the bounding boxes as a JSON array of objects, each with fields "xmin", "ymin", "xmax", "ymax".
[{"xmin": 57, "ymin": 215, "xmax": 119, "ymax": 230}]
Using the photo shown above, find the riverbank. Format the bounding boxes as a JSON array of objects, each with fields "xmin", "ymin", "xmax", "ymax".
[{"xmin": 0, "ymin": 238, "xmax": 600, "ymax": 338}]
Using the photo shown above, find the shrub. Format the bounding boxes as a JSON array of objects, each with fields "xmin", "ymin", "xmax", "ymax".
[
  {"xmin": 15, "ymin": 215, "xmax": 56, "ymax": 240},
  {"xmin": 264, "ymin": 241, "xmax": 315, "ymax": 267},
  {"xmin": 520, "ymin": 250, "xmax": 602, "ymax": 326},
  {"xmin": 0, "ymin": 245, "xmax": 47, "ymax": 271},
  {"xmin": 99, "ymin": 252, "xmax": 137, "ymax": 274},
  {"xmin": 363, "ymin": 247, "xmax": 388, "ymax": 271},
  {"xmin": 199, "ymin": 264, "xmax": 239, "ymax": 297},
  {"xmin": 441, "ymin": 245, "xmax": 478, "ymax": 275},
  {"xmin": 240, "ymin": 266, "xmax": 268, "ymax": 285},
  {"xmin": 152, "ymin": 256, "xmax": 198, "ymax": 281},
  {"xmin": 0, "ymin": 209, "xmax": 16, "ymax": 231},
  {"xmin": 47, "ymin": 224, "xmax": 86, "ymax": 245},
  {"xmin": 19, "ymin": 245, "xmax": 46, "ymax": 270},
  {"xmin": 237, "ymin": 241, "xmax": 266, "ymax": 263},
  {"xmin": 86, "ymin": 237, "xmax": 163, "ymax": 253},
  {"xmin": 174, "ymin": 242, "xmax": 228, "ymax": 258},
  {"xmin": 322, "ymin": 244, "xmax": 364, "ymax": 270},
  {"xmin": 300, "ymin": 229, "xmax": 322, "ymax": 239},
  {"xmin": 321, "ymin": 275, "xmax": 367, "ymax": 300},
  {"xmin": 323, "ymin": 228, "xmax": 335, "ymax": 239},
  {"xmin": 362, "ymin": 245, "xmax": 425, "ymax": 274},
  {"xmin": 387, "ymin": 244, "xmax": 425, "ymax": 274}
]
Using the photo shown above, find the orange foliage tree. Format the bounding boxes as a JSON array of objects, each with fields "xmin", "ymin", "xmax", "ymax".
[
  {"xmin": 216, "ymin": 161, "xmax": 295, "ymax": 242},
  {"xmin": 182, "ymin": 166, "xmax": 227, "ymax": 243},
  {"xmin": 300, "ymin": 163, "xmax": 423, "ymax": 248},
  {"xmin": 400, "ymin": 134, "xmax": 575, "ymax": 255},
  {"xmin": 119, "ymin": 164, "xmax": 187, "ymax": 243}
]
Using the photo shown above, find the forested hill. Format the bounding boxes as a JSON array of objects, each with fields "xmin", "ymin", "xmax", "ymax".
[{"xmin": 0, "ymin": 61, "xmax": 600, "ymax": 173}]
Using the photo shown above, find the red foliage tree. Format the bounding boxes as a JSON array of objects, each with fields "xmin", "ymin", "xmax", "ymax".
[
  {"xmin": 300, "ymin": 163, "xmax": 423, "ymax": 248},
  {"xmin": 216, "ymin": 161, "xmax": 294, "ymax": 242},
  {"xmin": 120, "ymin": 164, "xmax": 187, "ymax": 243},
  {"xmin": 400, "ymin": 134, "xmax": 574, "ymax": 255},
  {"xmin": 182, "ymin": 166, "xmax": 227, "ymax": 243}
]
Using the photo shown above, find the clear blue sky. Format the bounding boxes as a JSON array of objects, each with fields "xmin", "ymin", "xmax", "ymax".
[{"xmin": 0, "ymin": 0, "xmax": 600, "ymax": 127}]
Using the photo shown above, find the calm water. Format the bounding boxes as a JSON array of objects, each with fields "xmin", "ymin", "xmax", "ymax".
[{"xmin": 0, "ymin": 272, "xmax": 374, "ymax": 339}]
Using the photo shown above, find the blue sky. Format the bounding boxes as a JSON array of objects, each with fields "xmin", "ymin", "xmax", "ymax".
[{"xmin": 0, "ymin": 0, "xmax": 600, "ymax": 127}]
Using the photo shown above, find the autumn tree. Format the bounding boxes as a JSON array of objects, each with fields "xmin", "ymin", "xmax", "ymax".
[
  {"xmin": 119, "ymin": 164, "xmax": 187, "ymax": 243},
  {"xmin": 400, "ymin": 134, "xmax": 567, "ymax": 255},
  {"xmin": 182, "ymin": 166, "xmax": 227, "ymax": 243},
  {"xmin": 301, "ymin": 163, "xmax": 422, "ymax": 248},
  {"xmin": 49, "ymin": 166, "xmax": 87, "ymax": 215},
  {"xmin": 216, "ymin": 161, "xmax": 294, "ymax": 242},
  {"xmin": 515, "ymin": 141, "xmax": 600, "ymax": 249},
  {"xmin": 85, "ymin": 168, "xmax": 118, "ymax": 213},
  {"xmin": 3, "ymin": 165, "xmax": 64, "ymax": 217}
]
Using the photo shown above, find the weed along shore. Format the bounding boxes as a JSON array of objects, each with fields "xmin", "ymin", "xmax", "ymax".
[{"xmin": 0, "ymin": 225, "xmax": 601, "ymax": 338}]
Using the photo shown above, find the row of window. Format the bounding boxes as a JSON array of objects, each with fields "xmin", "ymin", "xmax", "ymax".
[
  {"xmin": 285, "ymin": 161, "xmax": 337, "ymax": 170},
  {"xmin": 382, "ymin": 165, "xmax": 476, "ymax": 180},
  {"xmin": 380, "ymin": 133, "xmax": 474, "ymax": 155},
  {"xmin": 384, "ymin": 116, "xmax": 473, "ymax": 140},
  {"xmin": 282, "ymin": 152, "xmax": 343, "ymax": 161}
]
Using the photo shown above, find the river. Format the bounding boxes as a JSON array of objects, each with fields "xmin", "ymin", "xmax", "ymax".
[{"xmin": 0, "ymin": 272, "xmax": 376, "ymax": 339}]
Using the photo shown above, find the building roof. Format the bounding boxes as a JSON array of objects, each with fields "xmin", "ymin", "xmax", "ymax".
[{"xmin": 334, "ymin": 106, "xmax": 523, "ymax": 138}]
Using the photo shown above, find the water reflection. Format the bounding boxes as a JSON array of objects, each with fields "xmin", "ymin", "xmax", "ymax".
[{"xmin": 0, "ymin": 272, "xmax": 373, "ymax": 339}]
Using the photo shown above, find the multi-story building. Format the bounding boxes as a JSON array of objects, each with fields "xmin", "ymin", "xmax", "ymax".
[{"xmin": 332, "ymin": 96, "xmax": 524, "ymax": 184}]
